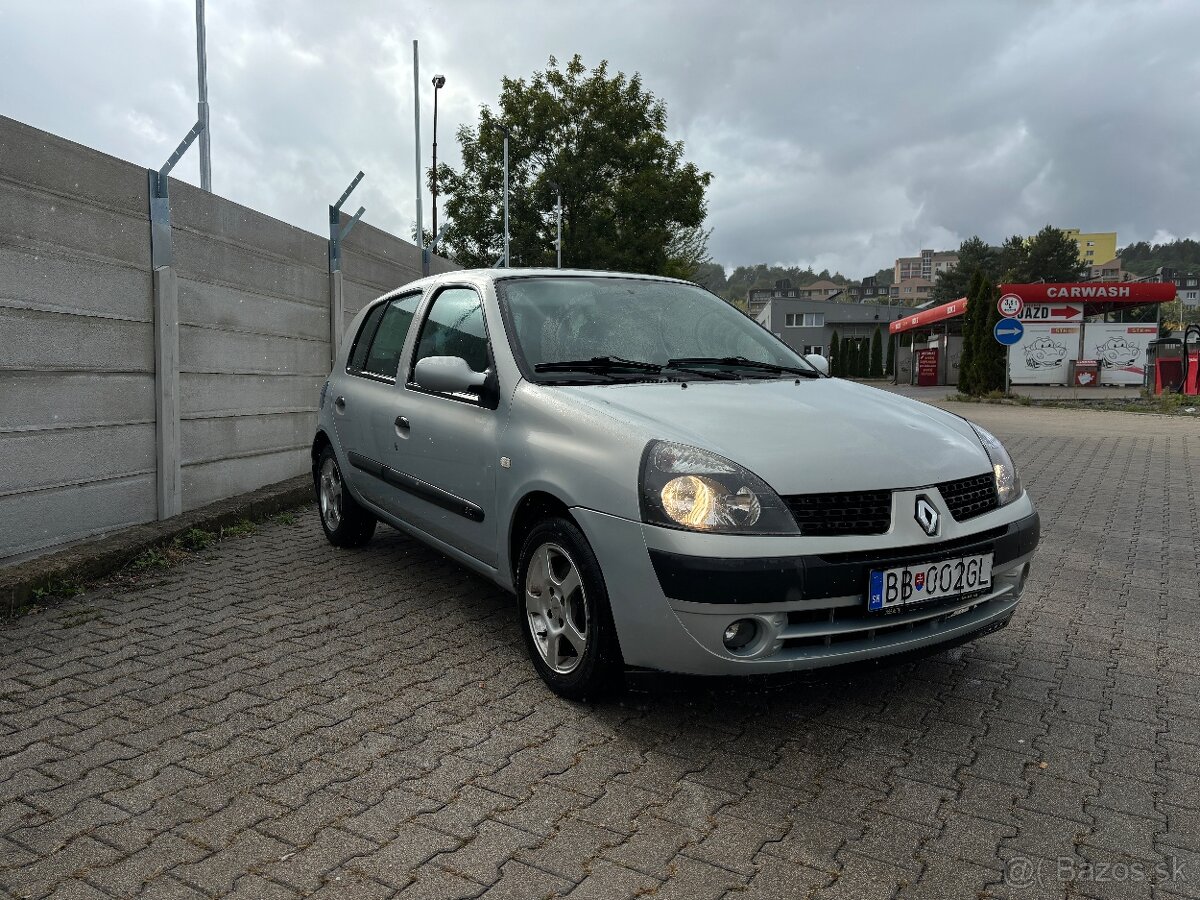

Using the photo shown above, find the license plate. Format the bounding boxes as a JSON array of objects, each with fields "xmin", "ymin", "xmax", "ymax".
[{"xmin": 868, "ymin": 553, "xmax": 993, "ymax": 612}]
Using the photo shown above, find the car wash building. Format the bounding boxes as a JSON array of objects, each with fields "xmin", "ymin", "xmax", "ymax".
[{"xmin": 888, "ymin": 282, "xmax": 1177, "ymax": 387}]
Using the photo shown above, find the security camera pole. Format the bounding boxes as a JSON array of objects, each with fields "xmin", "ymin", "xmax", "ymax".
[
  {"xmin": 413, "ymin": 40, "xmax": 424, "ymax": 272},
  {"xmin": 431, "ymin": 74, "xmax": 446, "ymax": 243}
]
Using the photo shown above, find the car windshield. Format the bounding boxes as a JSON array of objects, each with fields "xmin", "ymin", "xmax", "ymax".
[{"xmin": 496, "ymin": 276, "xmax": 817, "ymax": 383}]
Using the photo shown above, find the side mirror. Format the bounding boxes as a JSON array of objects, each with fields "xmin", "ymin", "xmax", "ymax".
[
  {"xmin": 413, "ymin": 356, "xmax": 488, "ymax": 394},
  {"xmin": 804, "ymin": 354, "xmax": 830, "ymax": 376}
]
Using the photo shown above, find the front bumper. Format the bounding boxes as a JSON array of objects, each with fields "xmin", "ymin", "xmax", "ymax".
[{"xmin": 572, "ymin": 498, "xmax": 1039, "ymax": 676}]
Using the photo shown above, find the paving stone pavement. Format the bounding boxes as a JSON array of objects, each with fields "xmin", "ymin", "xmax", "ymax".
[{"xmin": 2, "ymin": 403, "xmax": 1199, "ymax": 900}]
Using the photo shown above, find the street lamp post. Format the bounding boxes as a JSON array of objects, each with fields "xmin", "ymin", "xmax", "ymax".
[
  {"xmin": 195, "ymin": 0, "xmax": 211, "ymax": 191},
  {"xmin": 431, "ymin": 75, "xmax": 445, "ymax": 244}
]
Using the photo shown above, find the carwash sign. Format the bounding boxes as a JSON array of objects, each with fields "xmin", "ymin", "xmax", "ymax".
[{"xmin": 998, "ymin": 282, "xmax": 1177, "ymax": 304}]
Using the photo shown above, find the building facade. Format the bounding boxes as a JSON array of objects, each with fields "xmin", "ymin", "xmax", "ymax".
[
  {"xmin": 755, "ymin": 297, "xmax": 908, "ymax": 359},
  {"xmin": 1158, "ymin": 267, "xmax": 1200, "ymax": 308},
  {"xmin": 894, "ymin": 249, "xmax": 958, "ymax": 282},
  {"xmin": 1060, "ymin": 229, "xmax": 1117, "ymax": 265}
]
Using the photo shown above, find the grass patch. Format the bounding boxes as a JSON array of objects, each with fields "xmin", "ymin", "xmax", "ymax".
[
  {"xmin": 31, "ymin": 576, "xmax": 85, "ymax": 601},
  {"xmin": 219, "ymin": 519, "xmax": 257, "ymax": 539},
  {"xmin": 178, "ymin": 526, "xmax": 217, "ymax": 551},
  {"xmin": 270, "ymin": 511, "xmax": 297, "ymax": 526}
]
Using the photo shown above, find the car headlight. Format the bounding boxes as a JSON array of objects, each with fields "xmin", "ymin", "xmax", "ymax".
[
  {"xmin": 969, "ymin": 423, "xmax": 1022, "ymax": 506},
  {"xmin": 640, "ymin": 441, "xmax": 798, "ymax": 534}
]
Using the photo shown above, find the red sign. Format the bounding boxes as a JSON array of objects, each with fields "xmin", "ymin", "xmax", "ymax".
[
  {"xmin": 916, "ymin": 348, "xmax": 939, "ymax": 386},
  {"xmin": 1019, "ymin": 303, "xmax": 1083, "ymax": 322},
  {"xmin": 889, "ymin": 297, "xmax": 967, "ymax": 334},
  {"xmin": 998, "ymin": 294, "xmax": 1023, "ymax": 317},
  {"xmin": 998, "ymin": 282, "xmax": 1176, "ymax": 304}
]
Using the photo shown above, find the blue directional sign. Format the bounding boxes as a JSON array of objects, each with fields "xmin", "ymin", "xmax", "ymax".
[{"xmin": 994, "ymin": 318, "xmax": 1025, "ymax": 346}]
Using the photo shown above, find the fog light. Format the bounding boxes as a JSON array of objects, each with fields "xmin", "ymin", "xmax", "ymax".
[{"xmin": 723, "ymin": 618, "xmax": 758, "ymax": 652}]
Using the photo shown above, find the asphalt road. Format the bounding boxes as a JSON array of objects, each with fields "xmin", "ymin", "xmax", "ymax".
[{"xmin": 2, "ymin": 401, "xmax": 1198, "ymax": 899}]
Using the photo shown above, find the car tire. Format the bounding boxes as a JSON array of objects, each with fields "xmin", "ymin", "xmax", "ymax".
[
  {"xmin": 517, "ymin": 516, "xmax": 624, "ymax": 701},
  {"xmin": 315, "ymin": 446, "xmax": 376, "ymax": 548}
]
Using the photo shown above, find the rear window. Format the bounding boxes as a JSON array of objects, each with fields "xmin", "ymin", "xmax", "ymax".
[{"xmin": 348, "ymin": 293, "xmax": 421, "ymax": 380}]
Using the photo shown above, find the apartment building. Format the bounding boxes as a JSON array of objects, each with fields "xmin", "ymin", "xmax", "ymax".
[{"xmin": 893, "ymin": 249, "xmax": 958, "ymax": 282}]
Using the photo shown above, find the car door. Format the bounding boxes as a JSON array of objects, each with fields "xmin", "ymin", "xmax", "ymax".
[
  {"xmin": 380, "ymin": 284, "xmax": 500, "ymax": 566},
  {"xmin": 331, "ymin": 292, "xmax": 423, "ymax": 511}
]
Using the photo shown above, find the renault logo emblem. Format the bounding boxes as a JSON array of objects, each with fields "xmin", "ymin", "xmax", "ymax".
[{"xmin": 915, "ymin": 495, "xmax": 940, "ymax": 537}]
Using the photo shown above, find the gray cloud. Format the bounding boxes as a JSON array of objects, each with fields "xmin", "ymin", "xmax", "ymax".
[{"xmin": 2, "ymin": 0, "xmax": 1196, "ymax": 278}]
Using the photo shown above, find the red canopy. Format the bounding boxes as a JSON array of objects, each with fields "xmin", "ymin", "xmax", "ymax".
[
  {"xmin": 889, "ymin": 282, "xmax": 1178, "ymax": 335},
  {"xmin": 889, "ymin": 297, "xmax": 966, "ymax": 335}
]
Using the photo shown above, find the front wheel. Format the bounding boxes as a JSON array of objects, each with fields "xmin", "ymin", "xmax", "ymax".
[
  {"xmin": 518, "ymin": 517, "xmax": 623, "ymax": 700},
  {"xmin": 316, "ymin": 447, "xmax": 376, "ymax": 547}
]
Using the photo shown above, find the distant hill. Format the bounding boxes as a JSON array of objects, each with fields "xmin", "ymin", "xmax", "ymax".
[{"xmin": 1119, "ymin": 239, "xmax": 1200, "ymax": 277}]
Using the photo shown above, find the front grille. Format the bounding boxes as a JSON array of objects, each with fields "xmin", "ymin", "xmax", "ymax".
[
  {"xmin": 937, "ymin": 472, "xmax": 999, "ymax": 521},
  {"xmin": 783, "ymin": 489, "xmax": 892, "ymax": 536}
]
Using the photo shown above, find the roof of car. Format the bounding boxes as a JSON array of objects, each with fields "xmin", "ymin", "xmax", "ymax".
[{"xmin": 439, "ymin": 267, "xmax": 691, "ymax": 283}]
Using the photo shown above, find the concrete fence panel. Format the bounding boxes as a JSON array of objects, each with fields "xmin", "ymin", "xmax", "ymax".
[
  {"xmin": 0, "ymin": 117, "xmax": 156, "ymax": 559},
  {"xmin": 0, "ymin": 115, "xmax": 456, "ymax": 561}
]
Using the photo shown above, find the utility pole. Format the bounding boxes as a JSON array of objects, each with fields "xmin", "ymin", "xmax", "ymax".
[
  {"xmin": 413, "ymin": 40, "xmax": 424, "ymax": 271},
  {"xmin": 548, "ymin": 180, "xmax": 562, "ymax": 268},
  {"xmin": 195, "ymin": 0, "xmax": 211, "ymax": 191}
]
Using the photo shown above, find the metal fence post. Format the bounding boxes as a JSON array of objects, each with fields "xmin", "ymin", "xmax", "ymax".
[
  {"xmin": 152, "ymin": 266, "xmax": 182, "ymax": 519},
  {"xmin": 328, "ymin": 172, "xmax": 365, "ymax": 366},
  {"xmin": 146, "ymin": 121, "xmax": 203, "ymax": 520}
]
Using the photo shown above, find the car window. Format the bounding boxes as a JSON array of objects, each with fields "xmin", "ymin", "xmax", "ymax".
[
  {"xmin": 360, "ymin": 293, "xmax": 421, "ymax": 379},
  {"xmin": 411, "ymin": 287, "xmax": 491, "ymax": 380},
  {"xmin": 496, "ymin": 276, "xmax": 812, "ymax": 382},
  {"xmin": 346, "ymin": 301, "xmax": 387, "ymax": 373}
]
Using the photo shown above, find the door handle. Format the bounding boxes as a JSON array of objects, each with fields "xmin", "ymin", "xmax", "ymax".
[
  {"xmin": 395, "ymin": 415, "xmax": 410, "ymax": 430},
  {"xmin": 334, "ymin": 396, "xmax": 346, "ymax": 410}
]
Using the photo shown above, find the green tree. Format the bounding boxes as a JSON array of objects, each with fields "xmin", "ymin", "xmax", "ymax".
[
  {"xmin": 885, "ymin": 332, "xmax": 895, "ymax": 377},
  {"xmin": 869, "ymin": 327, "xmax": 884, "ymax": 378},
  {"xmin": 664, "ymin": 225, "xmax": 713, "ymax": 280},
  {"xmin": 1022, "ymin": 225, "xmax": 1090, "ymax": 283},
  {"xmin": 976, "ymin": 279, "xmax": 1007, "ymax": 392},
  {"xmin": 828, "ymin": 329, "xmax": 841, "ymax": 376},
  {"xmin": 436, "ymin": 55, "xmax": 712, "ymax": 273},
  {"xmin": 930, "ymin": 236, "xmax": 997, "ymax": 305},
  {"xmin": 957, "ymin": 269, "xmax": 987, "ymax": 395},
  {"xmin": 840, "ymin": 336, "xmax": 851, "ymax": 378}
]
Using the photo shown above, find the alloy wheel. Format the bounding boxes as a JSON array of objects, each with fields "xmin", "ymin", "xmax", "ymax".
[
  {"xmin": 524, "ymin": 542, "xmax": 589, "ymax": 674},
  {"xmin": 319, "ymin": 457, "xmax": 343, "ymax": 531}
]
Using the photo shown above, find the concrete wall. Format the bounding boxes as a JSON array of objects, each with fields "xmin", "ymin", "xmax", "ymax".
[
  {"xmin": 0, "ymin": 117, "xmax": 157, "ymax": 560},
  {"xmin": 0, "ymin": 115, "xmax": 455, "ymax": 559}
]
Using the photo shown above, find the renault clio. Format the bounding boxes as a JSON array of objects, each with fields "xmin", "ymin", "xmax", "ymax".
[{"xmin": 313, "ymin": 270, "xmax": 1039, "ymax": 698}]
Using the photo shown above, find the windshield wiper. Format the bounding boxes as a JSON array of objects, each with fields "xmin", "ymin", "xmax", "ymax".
[
  {"xmin": 666, "ymin": 356, "xmax": 821, "ymax": 378},
  {"xmin": 534, "ymin": 356, "xmax": 663, "ymax": 374}
]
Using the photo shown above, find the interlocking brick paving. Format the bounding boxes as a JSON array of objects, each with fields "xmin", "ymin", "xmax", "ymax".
[{"xmin": 3, "ymin": 403, "xmax": 1198, "ymax": 899}]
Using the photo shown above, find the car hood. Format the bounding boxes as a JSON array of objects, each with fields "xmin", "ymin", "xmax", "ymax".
[{"xmin": 556, "ymin": 378, "xmax": 991, "ymax": 494}]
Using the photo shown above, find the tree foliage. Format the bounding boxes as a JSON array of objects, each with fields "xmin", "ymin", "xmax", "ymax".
[
  {"xmin": 931, "ymin": 228, "xmax": 1089, "ymax": 306},
  {"xmin": 957, "ymin": 272, "xmax": 1008, "ymax": 395},
  {"xmin": 828, "ymin": 329, "xmax": 841, "ymax": 376},
  {"xmin": 436, "ymin": 55, "xmax": 711, "ymax": 274},
  {"xmin": 1120, "ymin": 238, "xmax": 1200, "ymax": 277},
  {"xmin": 869, "ymin": 327, "xmax": 884, "ymax": 378}
]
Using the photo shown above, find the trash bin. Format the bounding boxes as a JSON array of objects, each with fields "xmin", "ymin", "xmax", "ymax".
[{"xmin": 1070, "ymin": 358, "xmax": 1099, "ymax": 388}]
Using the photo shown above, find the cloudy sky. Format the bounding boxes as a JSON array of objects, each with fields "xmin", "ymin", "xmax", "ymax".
[{"xmin": 2, "ymin": 0, "xmax": 1197, "ymax": 277}]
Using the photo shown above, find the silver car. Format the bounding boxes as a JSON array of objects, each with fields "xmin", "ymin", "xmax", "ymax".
[{"xmin": 313, "ymin": 270, "xmax": 1039, "ymax": 699}]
